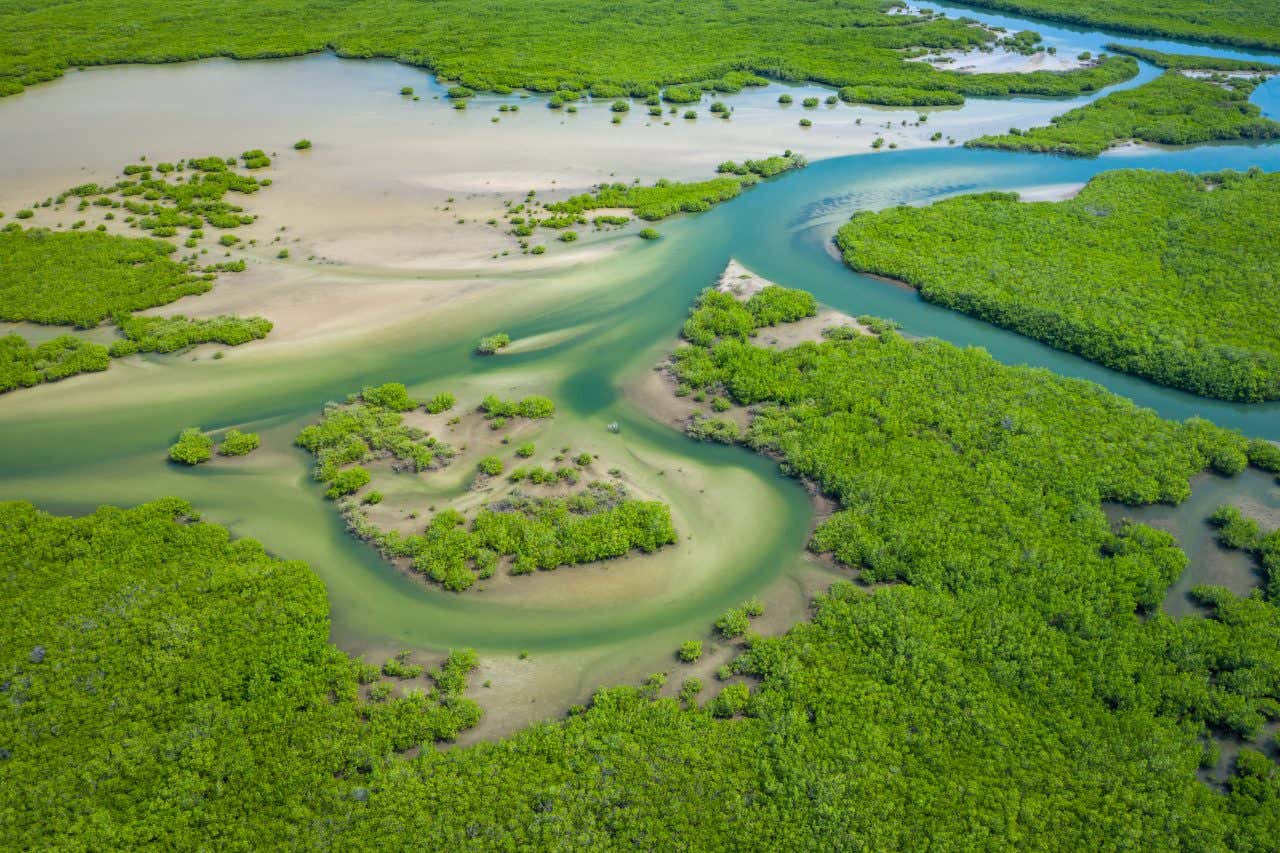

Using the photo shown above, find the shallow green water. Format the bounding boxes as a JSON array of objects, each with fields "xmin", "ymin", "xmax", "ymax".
[{"xmin": 1, "ymin": 4, "xmax": 1279, "ymax": 685}]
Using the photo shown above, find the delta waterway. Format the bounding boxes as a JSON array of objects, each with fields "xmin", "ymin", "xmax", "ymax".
[{"xmin": 1, "ymin": 2, "xmax": 1278, "ymax": 735}]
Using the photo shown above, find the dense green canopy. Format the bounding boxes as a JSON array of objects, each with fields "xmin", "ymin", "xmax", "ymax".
[
  {"xmin": 0, "ymin": 229, "xmax": 206, "ymax": 328},
  {"xmin": 835, "ymin": 168, "xmax": 1280, "ymax": 401},
  {"xmin": 0, "ymin": 0, "xmax": 1135, "ymax": 103},
  {"xmin": 969, "ymin": 72, "xmax": 1280, "ymax": 157},
  {"xmin": 5, "ymin": 293, "xmax": 1280, "ymax": 846},
  {"xmin": 959, "ymin": 0, "xmax": 1280, "ymax": 51},
  {"xmin": 0, "ymin": 499, "xmax": 481, "ymax": 846},
  {"xmin": 0, "ymin": 332, "xmax": 109, "ymax": 392}
]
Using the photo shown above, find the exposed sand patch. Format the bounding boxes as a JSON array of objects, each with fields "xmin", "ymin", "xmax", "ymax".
[
  {"xmin": 717, "ymin": 258, "xmax": 872, "ymax": 348},
  {"xmin": 1013, "ymin": 182, "xmax": 1086, "ymax": 202},
  {"xmin": 715, "ymin": 258, "xmax": 772, "ymax": 299},
  {"xmin": 633, "ymin": 260, "xmax": 872, "ymax": 441},
  {"xmin": 755, "ymin": 307, "xmax": 870, "ymax": 349},
  {"xmin": 493, "ymin": 323, "xmax": 598, "ymax": 355},
  {"xmin": 915, "ymin": 49, "xmax": 1089, "ymax": 74}
]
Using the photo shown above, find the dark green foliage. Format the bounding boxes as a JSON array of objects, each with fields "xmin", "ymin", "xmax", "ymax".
[
  {"xmin": 969, "ymin": 72, "xmax": 1280, "ymax": 157},
  {"xmin": 840, "ymin": 85, "xmax": 964, "ymax": 106},
  {"xmin": 0, "ymin": 333, "xmax": 109, "ymax": 393},
  {"xmin": 109, "ymin": 313, "xmax": 272, "ymax": 355},
  {"xmin": 218, "ymin": 428, "xmax": 260, "ymax": 456},
  {"xmin": 680, "ymin": 286, "xmax": 816, "ymax": 347},
  {"xmin": 706, "ymin": 682, "xmax": 751, "ymax": 718},
  {"xmin": 295, "ymin": 388, "xmax": 455, "ymax": 483},
  {"xmin": 715, "ymin": 153, "xmax": 807, "ymax": 178},
  {"xmin": 361, "ymin": 381, "xmax": 417, "ymax": 412},
  {"xmin": 0, "ymin": 499, "xmax": 481, "ymax": 845},
  {"xmin": 240, "ymin": 149, "xmax": 271, "ymax": 169},
  {"xmin": 670, "ymin": 285, "xmax": 1250, "ymax": 595},
  {"xmin": 835, "ymin": 169, "xmax": 1280, "ymax": 401},
  {"xmin": 326, "ymin": 466, "xmax": 371, "ymax": 499},
  {"xmin": 958, "ymin": 0, "xmax": 1280, "ymax": 51},
  {"xmin": 1246, "ymin": 439, "xmax": 1280, "ymax": 473},
  {"xmin": 382, "ymin": 651, "xmax": 423, "ymax": 678},
  {"xmin": 359, "ymin": 481, "xmax": 678, "ymax": 590},
  {"xmin": 6, "ymin": 473, "xmax": 1280, "ymax": 844},
  {"xmin": 425, "ymin": 392, "xmax": 456, "ymax": 414},
  {"xmin": 0, "ymin": 0, "xmax": 1147, "ymax": 108},
  {"xmin": 476, "ymin": 332, "xmax": 511, "ymax": 354},
  {"xmin": 1104, "ymin": 44, "xmax": 1280, "ymax": 72},
  {"xmin": 678, "ymin": 640, "xmax": 702, "ymax": 662},
  {"xmin": 715, "ymin": 607, "xmax": 751, "ymax": 638},
  {"xmin": 104, "ymin": 158, "xmax": 266, "ymax": 233},
  {"xmin": 545, "ymin": 155, "xmax": 802, "ymax": 221},
  {"xmin": 638, "ymin": 227, "xmax": 661, "ymax": 240},
  {"xmin": 0, "ymin": 228, "xmax": 206, "ymax": 327},
  {"xmin": 662, "ymin": 85, "xmax": 702, "ymax": 103},
  {"xmin": 293, "ymin": 138, "xmax": 312, "ymax": 149},
  {"xmin": 168, "ymin": 427, "xmax": 212, "ymax": 464},
  {"xmin": 547, "ymin": 177, "xmax": 746, "ymax": 220},
  {"xmin": 476, "ymin": 455, "xmax": 504, "ymax": 476},
  {"xmin": 1210, "ymin": 505, "xmax": 1262, "ymax": 551},
  {"xmin": 480, "ymin": 394, "xmax": 555, "ymax": 419}
]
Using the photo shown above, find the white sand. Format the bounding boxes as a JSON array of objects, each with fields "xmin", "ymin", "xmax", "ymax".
[{"xmin": 1014, "ymin": 182, "xmax": 1086, "ymax": 202}]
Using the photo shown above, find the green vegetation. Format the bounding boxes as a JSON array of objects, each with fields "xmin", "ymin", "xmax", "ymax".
[
  {"xmin": 0, "ymin": 1, "xmax": 1143, "ymax": 107},
  {"xmin": 62, "ymin": 156, "xmax": 268, "ymax": 238},
  {"xmin": 109, "ymin": 314, "xmax": 272, "ymax": 355},
  {"xmin": 349, "ymin": 481, "xmax": 678, "ymax": 591},
  {"xmin": 0, "ymin": 228, "xmax": 206, "ymax": 327},
  {"xmin": 480, "ymin": 394, "xmax": 555, "ymax": 419},
  {"xmin": 678, "ymin": 640, "xmax": 703, "ymax": 662},
  {"xmin": 327, "ymin": 466, "xmax": 372, "ymax": 499},
  {"xmin": 9, "ymin": 275, "xmax": 1280, "ymax": 844},
  {"xmin": 295, "ymin": 383, "xmax": 456, "ymax": 486},
  {"xmin": 476, "ymin": 455, "xmax": 504, "ymax": 476},
  {"xmin": 714, "ymin": 607, "xmax": 751, "ymax": 638},
  {"xmin": 681, "ymin": 286, "xmax": 816, "ymax": 347},
  {"xmin": 0, "ymin": 499, "xmax": 482, "ymax": 845},
  {"xmin": 958, "ymin": 0, "xmax": 1280, "ymax": 51},
  {"xmin": 835, "ymin": 169, "xmax": 1280, "ymax": 401},
  {"xmin": 716, "ymin": 154, "xmax": 808, "ymax": 178},
  {"xmin": 547, "ymin": 154, "xmax": 805, "ymax": 221},
  {"xmin": 168, "ymin": 427, "xmax": 213, "ymax": 465},
  {"xmin": 839, "ymin": 84, "xmax": 961, "ymax": 106},
  {"xmin": 475, "ymin": 332, "xmax": 511, "ymax": 354},
  {"xmin": 969, "ymin": 71, "xmax": 1280, "ymax": 157},
  {"xmin": 1103, "ymin": 45, "xmax": 1280, "ymax": 72},
  {"xmin": 1210, "ymin": 505, "xmax": 1280, "ymax": 599},
  {"xmin": 638, "ymin": 227, "xmax": 661, "ymax": 240},
  {"xmin": 218, "ymin": 428, "xmax": 260, "ymax": 456},
  {"xmin": 0, "ymin": 333, "xmax": 109, "ymax": 393},
  {"xmin": 293, "ymin": 138, "xmax": 313, "ymax": 149},
  {"xmin": 425, "ymin": 391, "xmax": 456, "ymax": 414}
]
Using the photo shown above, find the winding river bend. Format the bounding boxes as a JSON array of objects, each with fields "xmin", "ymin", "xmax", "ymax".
[{"xmin": 1, "ymin": 1, "xmax": 1277, "ymax": 730}]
